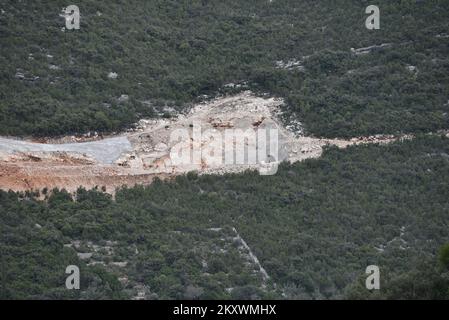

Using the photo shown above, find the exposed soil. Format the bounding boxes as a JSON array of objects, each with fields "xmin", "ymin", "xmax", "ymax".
[{"xmin": 0, "ymin": 91, "xmax": 408, "ymax": 194}]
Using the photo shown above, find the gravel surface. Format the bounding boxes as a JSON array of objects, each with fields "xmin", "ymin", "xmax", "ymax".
[{"xmin": 0, "ymin": 136, "xmax": 132, "ymax": 164}]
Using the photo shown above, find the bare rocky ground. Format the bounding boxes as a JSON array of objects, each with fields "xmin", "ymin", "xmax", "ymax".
[{"xmin": 0, "ymin": 91, "xmax": 407, "ymax": 194}]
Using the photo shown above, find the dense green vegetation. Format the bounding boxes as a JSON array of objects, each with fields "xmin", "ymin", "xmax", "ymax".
[
  {"xmin": 346, "ymin": 246, "xmax": 449, "ymax": 299},
  {"xmin": 1, "ymin": 135, "xmax": 448, "ymax": 299},
  {"xmin": 1, "ymin": 0, "xmax": 448, "ymax": 137}
]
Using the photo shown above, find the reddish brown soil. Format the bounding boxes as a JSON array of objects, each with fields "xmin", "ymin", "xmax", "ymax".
[{"xmin": 0, "ymin": 159, "xmax": 170, "ymax": 194}]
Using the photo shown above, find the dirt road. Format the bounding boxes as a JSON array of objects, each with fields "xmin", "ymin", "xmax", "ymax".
[{"xmin": 0, "ymin": 91, "xmax": 406, "ymax": 194}]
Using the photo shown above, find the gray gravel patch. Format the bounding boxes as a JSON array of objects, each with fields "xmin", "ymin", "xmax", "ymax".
[{"xmin": 0, "ymin": 136, "xmax": 132, "ymax": 164}]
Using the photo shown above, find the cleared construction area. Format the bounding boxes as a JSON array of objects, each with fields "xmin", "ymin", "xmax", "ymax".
[{"xmin": 0, "ymin": 91, "xmax": 402, "ymax": 194}]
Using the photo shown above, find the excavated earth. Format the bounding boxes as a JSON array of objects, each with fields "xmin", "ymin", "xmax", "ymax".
[{"xmin": 0, "ymin": 91, "xmax": 403, "ymax": 194}]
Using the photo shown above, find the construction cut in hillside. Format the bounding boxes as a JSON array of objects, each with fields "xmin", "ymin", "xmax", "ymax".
[{"xmin": 0, "ymin": 91, "xmax": 404, "ymax": 194}]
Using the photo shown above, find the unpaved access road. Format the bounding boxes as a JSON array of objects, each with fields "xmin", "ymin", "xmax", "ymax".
[{"xmin": 0, "ymin": 91, "xmax": 409, "ymax": 194}]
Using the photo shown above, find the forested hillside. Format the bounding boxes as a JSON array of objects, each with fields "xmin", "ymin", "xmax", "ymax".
[
  {"xmin": 2, "ymin": 135, "xmax": 448, "ymax": 299},
  {"xmin": 1, "ymin": 0, "xmax": 449, "ymax": 301},
  {"xmin": 1, "ymin": 0, "xmax": 448, "ymax": 137}
]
